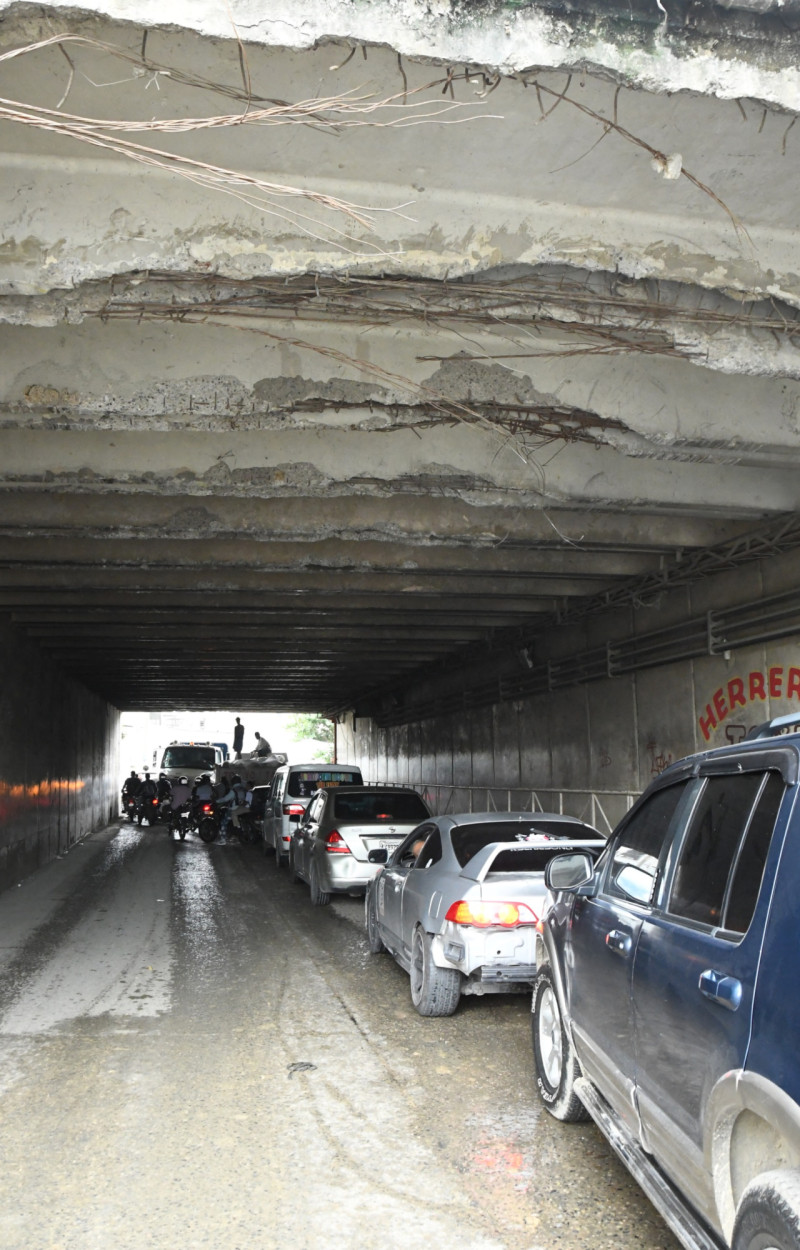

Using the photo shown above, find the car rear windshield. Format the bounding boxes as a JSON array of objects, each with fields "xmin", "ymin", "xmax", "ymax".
[
  {"xmin": 489, "ymin": 846, "xmax": 601, "ymax": 873},
  {"xmin": 161, "ymin": 746, "xmax": 217, "ymax": 770},
  {"xmin": 451, "ymin": 820, "xmax": 599, "ymax": 868},
  {"xmin": 288, "ymin": 769, "xmax": 362, "ymax": 798},
  {"xmin": 331, "ymin": 792, "xmax": 429, "ymax": 823}
]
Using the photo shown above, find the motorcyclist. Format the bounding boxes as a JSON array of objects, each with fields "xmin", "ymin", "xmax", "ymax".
[
  {"xmin": 137, "ymin": 771, "xmax": 159, "ymax": 824},
  {"xmin": 219, "ymin": 774, "xmax": 249, "ymax": 837},
  {"xmin": 220, "ymin": 775, "xmax": 251, "ymax": 835},
  {"xmin": 170, "ymin": 775, "xmax": 192, "ymax": 809},
  {"xmin": 139, "ymin": 772, "xmax": 158, "ymax": 801},
  {"xmin": 156, "ymin": 773, "xmax": 172, "ymax": 802},
  {"xmin": 121, "ymin": 770, "xmax": 141, "ymax": 802},
  {"xmin": 192, "ymin": 774, "xmax": 215, "ymax": 804}
]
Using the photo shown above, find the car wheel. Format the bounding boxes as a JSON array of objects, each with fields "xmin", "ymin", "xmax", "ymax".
[
  {"xmin": 288, "ymin": 846, "xmax": 301, "ymax": 885},
  {"xmin": 365, "ymin": 891, "xmax": 385, "ymax": 954},
  {"xmin": 309, "ymin": 863, "xmax": 331, "ymax": 907},
  {"xmin": 732, "ymin": 1170, "xmax": 800, "ymax": 1250},
  {"xmin": 531, "ymin": 964, "xmax": 588, "ymax": 1122},
  {"xmin": 409, "ymin": 926, "xmax": 461, "ymax": 1017}
]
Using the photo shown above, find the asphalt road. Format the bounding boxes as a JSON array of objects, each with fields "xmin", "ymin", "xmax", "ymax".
[{"xmin": 0, "ymin": 823, "xmax": 680, "ymax": 1250}]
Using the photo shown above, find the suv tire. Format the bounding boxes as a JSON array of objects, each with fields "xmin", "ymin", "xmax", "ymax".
[
  {"xmin": 532, "ymin": 964, "xmax": 589, "ymax": 1123},
  {"xmin": 733, "ymin": 1170, "xmax": 800, "ymax": 1250}
]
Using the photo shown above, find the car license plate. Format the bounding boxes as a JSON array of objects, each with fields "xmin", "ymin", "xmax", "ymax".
[{"xmin": 376, "ymin": 840, "xmax": 398, "ymax": 851}]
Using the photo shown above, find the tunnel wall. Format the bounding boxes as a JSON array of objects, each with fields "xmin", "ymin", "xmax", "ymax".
[
  {"xmin": 339, "ymin": 549, "xmax": 800, "ymax": 831},
  {"xmin": 0, "ymin": 619, "xmax": 120, "ymax": 893}
]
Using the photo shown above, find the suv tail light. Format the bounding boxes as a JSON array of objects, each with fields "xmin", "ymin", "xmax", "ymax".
[
  {"xmin": 444, "ymin": 900, "xmax": 537, "ymax": 928},
  {"xmin": 202, "ymin": 803, "xmax": 212, "ymax": 813},
  {"xmin": 283, "ymin": 803, "xmax": 305, "ymax": 816},
  {"xmin": 325, "ymin": 830, "xmax": 350, "ymax": 855}
]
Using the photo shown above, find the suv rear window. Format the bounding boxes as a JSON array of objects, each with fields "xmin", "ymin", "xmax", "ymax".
[
  {"xmin": 288, "ymin": 769, "xmax": 362, "ymax": 798},
  {"xmin": 331, "ymin": 792, "xmax": 429, "ymax": 822}
]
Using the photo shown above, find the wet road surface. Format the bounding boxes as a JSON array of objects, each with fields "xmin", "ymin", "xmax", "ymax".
[{"xmin": 0, "ymin": 824, "xmax": 680, "ymax": 1250}]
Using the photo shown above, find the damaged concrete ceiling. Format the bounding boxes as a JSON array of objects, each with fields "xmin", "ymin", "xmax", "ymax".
[{"xmin": 1, "ymin": 0, "xmax": 800, "ymax": 715}]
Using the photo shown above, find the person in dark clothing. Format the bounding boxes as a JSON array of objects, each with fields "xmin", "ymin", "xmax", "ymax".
[
  {"xmin": 122, "ymin": 770, "xmax": 141, "ymax": 801},
  {"xmin": 233, "ymin": 717, "xmax": 245, "ymax": 760}
]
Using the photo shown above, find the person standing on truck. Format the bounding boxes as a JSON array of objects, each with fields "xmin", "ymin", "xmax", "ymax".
[
  {"xmin": 253, "ymin": 731, "xmax": 271, "ymax": 757},
  {"xmin": 233, "ymin": 717, "xmax": 245, "ymax": 760}
]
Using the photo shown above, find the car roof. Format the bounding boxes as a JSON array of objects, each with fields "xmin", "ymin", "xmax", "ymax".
[
  {"xmin": 326, "ymin": 784, "xmax": 421, "ymax": 794},
  {"xmin": 278, "ymin": 762, "xmax": 362, "ymax": 772}
]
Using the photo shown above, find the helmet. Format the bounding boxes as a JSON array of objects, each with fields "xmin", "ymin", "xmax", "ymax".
[
  {"xmin": 201, "ymin": 774, "xmax": 211, "ymax": 782},
  {"xmin": 159, "ymin": 773, "xmax": 167, "ymax": 780},
  {"xmin": 179, "ymin": 776, "xmax": 188, "ymax": 785},
  {"xmin": 232, "ymin": 774, "xmax": 241, "ymax": 784}
]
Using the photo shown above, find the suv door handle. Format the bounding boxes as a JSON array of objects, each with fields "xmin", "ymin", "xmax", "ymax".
[
  {"xmin": 605, "ymin": 930, "xmax": 632, "ymax": 956},
  {"xmin": 699, "ymin": 969, "xmax": 742, "ymax": 1011}
]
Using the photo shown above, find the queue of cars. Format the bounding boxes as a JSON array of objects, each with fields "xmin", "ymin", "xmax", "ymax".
[{"xmin": 246, "ymin": 718, "xmax": 800, "ymax": 1250}]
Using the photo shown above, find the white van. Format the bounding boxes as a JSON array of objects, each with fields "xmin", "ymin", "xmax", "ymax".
[{"xmin": 263, "ymin": 762, "xmax": 363, "ymax": 865}]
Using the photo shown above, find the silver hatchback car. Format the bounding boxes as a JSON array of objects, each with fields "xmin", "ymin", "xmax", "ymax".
[
  {"xmin": 288, "ymin": 785, "xmax": 432, "ymax": 906},
  {"xmin": 365, "ymin": 812, "xmax": 606, "ymax": 1016}
]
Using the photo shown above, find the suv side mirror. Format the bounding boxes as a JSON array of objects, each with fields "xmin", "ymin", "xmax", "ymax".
[{"xmin": 545, "ymin": 851, "xmax": 595, "ymax": 892}]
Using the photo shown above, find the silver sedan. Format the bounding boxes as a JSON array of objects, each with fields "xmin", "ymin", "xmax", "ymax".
[
  {"xmin": 364, "ymin": 812, "xmax": 606, "ymax": 1016},
  {"xmin": 288, "ymin": 785, "xmax": 432, "ymax": 906}
]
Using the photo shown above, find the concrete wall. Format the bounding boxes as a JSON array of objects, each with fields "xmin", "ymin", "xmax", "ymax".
[
  {"xmin": 339, "ymin": 552, "xmax": 800, "ymax": 832},
  {"xmin": 0, "ymin": 620, "xmax": 120, "ymax": 892}
]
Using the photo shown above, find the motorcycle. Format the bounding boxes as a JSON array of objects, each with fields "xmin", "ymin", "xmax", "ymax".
[
  {"xmin": 122, "ymin": 793, "xmax": 138, "ymax": 822},
  {"xmin": 228, "ymin": 804, "xmax": 259, "ymax": 845},
  {"xmin": 196, "ymin": 799, "xmax": 221, "ymax": 843},
  {"xmin": 169, "ymin": 802, "xmax": 192, "ymax": 841},
  {"xmin": 138, "ymin": 793, "xmax": 161, "ymax": 825}
]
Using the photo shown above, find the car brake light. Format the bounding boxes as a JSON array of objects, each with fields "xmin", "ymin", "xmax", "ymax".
[
  {"xmin": 283, "ymin": 803, "xmax": 305, "ymax": 816},
  {"xmin": 325, "ymin": 830, "xmax": 350, "ymax": 855},
  {"xmin": 444, "ymin": 900, "xmax": 537, "ymax": 928}
]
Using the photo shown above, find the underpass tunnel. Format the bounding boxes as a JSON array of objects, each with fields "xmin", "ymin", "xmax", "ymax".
[{"xmin": 2, "ymin": 1, "xmax": 800, "ymax": 891}]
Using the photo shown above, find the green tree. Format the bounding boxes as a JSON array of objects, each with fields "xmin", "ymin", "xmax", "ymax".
[{"xmin": 287, "ymin": 714, "xmax": 335, "ymax": 761}]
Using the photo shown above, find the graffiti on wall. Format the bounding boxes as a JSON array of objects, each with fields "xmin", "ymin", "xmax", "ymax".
[
  {"xmin": 646, "ymin": 740, "xmax": 673, "ymax": 775},
  {"xmin": 698, "ymin": 666, "xmax": 800, "ymax": 742}
]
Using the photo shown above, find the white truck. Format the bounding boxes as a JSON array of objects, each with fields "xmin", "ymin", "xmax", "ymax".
[{"xmin": 158, "ymin": 741, "xmax": 225, "ymax": 784}]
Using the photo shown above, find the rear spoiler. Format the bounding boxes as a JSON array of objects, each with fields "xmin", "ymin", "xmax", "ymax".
[{"xmin": 460, "ymin": 840, "xmax": 603, "ymax": 884}]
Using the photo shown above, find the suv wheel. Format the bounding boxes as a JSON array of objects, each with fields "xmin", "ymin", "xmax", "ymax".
[
  {"xmin": 532, "ymin": 964, "xmax": 589, "ymax": 1123},
  {"xmin": 733, "ymin": 1170, "xmax": 800, "ymax": 1250}
]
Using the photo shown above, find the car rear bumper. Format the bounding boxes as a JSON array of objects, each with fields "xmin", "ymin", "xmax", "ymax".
[
  {"xmin": 318, "ymin": 856, "xmax": 379, "ymax": 893},
  {"xmin": 433, "ymin": 925, "xmax": 537, "ymax": 979}
]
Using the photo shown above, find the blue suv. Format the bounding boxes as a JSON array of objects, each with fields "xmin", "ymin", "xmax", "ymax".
[{"xmin": 532, "ymin": 715, "xmax": 800, "ymax": 1250}]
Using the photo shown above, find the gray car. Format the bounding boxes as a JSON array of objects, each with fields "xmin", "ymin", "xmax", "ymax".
[
  {"xmin": 365, "ymin": 812, "xmax": 606, "ymax": 1016},
  {"xmin": 288, "ymin": 785, "xmax": 432, "ymax": 905}
]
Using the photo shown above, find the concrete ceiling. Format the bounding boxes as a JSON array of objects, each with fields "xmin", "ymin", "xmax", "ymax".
[{"xmin": 1, "ymin": 0, "xmax": 800, "ymax": 715}]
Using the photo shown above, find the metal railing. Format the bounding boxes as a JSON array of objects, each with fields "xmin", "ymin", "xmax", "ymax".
[{"xmin": 373, "ymin": 781, "xmax": 638, "ymax": 835}]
